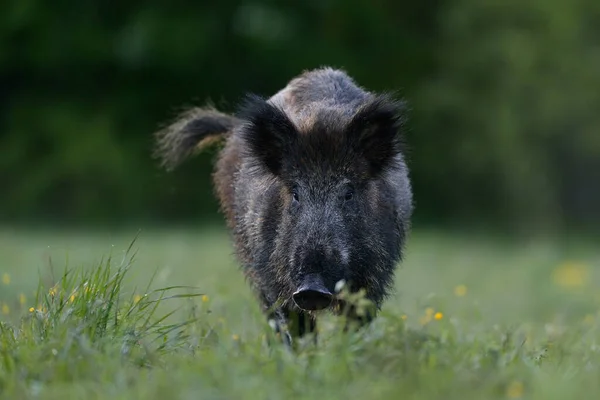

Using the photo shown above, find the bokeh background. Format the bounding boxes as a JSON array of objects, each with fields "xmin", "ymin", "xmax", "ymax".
[
  {"xmin": 1, "ymin": 4, "xmax": 600, "ymax": 397},
  {"xmin": 1, "ymin": 0, "xmax": 599, "ymax": 234}
]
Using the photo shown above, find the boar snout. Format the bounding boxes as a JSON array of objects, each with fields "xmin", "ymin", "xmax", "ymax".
[{"xmin": 292, "ymin": 273, "xmax": 333, "ymax": 311}]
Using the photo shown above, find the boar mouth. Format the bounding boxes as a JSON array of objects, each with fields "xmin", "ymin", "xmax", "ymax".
[{"xmin": 292, "ymin": 273, "xmax": 333, "ymax": 311}]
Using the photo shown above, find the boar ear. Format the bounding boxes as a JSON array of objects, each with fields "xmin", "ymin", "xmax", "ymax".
[
  {"xmin": 347, "ymin": 94, "xmax": 406, "ymax": 177},
  {"xmin": 236, "ymin": 94, "xmax": 298, "ymax": 176}
]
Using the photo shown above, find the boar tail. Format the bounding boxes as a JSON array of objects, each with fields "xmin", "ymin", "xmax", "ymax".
[{"xmin": 153, "ymin": 107, "xmax": 240, "ymax": 171}]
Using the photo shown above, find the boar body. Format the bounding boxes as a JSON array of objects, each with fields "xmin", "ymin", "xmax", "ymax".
[{"xmin": 155, "ymin": 67, "xmax": 413, "ymax": 343}]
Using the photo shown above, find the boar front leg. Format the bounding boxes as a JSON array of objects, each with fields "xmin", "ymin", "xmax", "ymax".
[{"xmin": 267, "ymin": 308, "xmax": 317, "ymax": 349}]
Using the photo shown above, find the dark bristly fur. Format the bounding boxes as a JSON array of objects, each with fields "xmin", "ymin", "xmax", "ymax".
[{"xmin": 153, "ymin": 67, "xmax": 413, "ymax": 345}]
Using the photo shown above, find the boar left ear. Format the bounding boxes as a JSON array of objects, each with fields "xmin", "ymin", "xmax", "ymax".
[
  {"xmin": 236, "ymin": 94, "xmax": 298, "ymax": 176},
  {"xmin": 347, "ymin": 94, "xmax": 406, "ymax": 177}
]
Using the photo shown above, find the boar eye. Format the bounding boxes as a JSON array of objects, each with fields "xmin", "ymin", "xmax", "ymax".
[
  {"xmin": 344, "ymin": 188, "xmax": 354, "ymax": 202},
  {"xmin": 291, "ymin": 186, "xmax": 300, "ymax": 203}
]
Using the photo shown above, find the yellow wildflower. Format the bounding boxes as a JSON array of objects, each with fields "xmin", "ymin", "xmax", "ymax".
[
  {"xmin": 202, "ymin": 295, "xmax": 209, "ymax": 303},
  {"xmin": 552, "ymin": 261, "xmax": 589, "ymax": 289},
  {"xmin": 454, "ymin": 285, "xmax": 467, "ymax": 297},
  {"xmin": 1, "ymin": 303, "xmax": 9, "ymax": 315},
  {"xmin": 434, "ymin": 312, "xmax": 443, "ymax": 320},
  {"xmin": 69, "ymin": 293, "xmax": 76, "ymax": 303},
  {"xmin": 232, "ymin": 334, "xmax": 240, "ymax": 341},
  {"xmin": 401, "ymin": 314, "xmax": 408, "ymax": 321},
  {"xmin": 506, "ymin": 381, "xmax": 524, "ymax": 398},
  {"xmin": 133, "ymin": 295, "xmax": 142, "ymax": 304},
  {"xmin": 2, "ymin": 273, "xmax": 10, "ymax": 285},
  {"xmin": 29, "ymin": 307, "xmax": 35, "ymax": 313}
]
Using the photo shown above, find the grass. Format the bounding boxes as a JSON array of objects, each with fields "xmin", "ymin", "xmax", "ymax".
[{"xmin": 0, "ymin": 226, "xmax": 599, "ymax": 399}]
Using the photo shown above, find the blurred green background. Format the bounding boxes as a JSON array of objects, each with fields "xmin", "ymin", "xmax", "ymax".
[
  {"xmin": 1, "ymin": 4, "xmax": 600, "ymax": 397},
  {"xmin": 1, "ymin": 0, "xmax": 599, "ymax": 233}
]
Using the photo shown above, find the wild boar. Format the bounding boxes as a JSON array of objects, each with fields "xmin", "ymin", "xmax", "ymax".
[{"xmin": 154, "ymin": 67, "xmax": 413, "ymax": 345}]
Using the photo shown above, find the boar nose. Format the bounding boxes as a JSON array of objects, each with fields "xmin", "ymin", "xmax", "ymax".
[{"xmin": 292, "ymin": 273, "xmax": 333, "ymax": 311}]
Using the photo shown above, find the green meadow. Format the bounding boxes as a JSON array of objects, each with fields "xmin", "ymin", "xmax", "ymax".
[{"xmin": 1, "ymin": 227, "xmax": 599, "ymax": 399}]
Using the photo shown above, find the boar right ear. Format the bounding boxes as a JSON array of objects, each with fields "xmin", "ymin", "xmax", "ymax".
[
  {"xmin": 347, "ymin": 94, "xmax": 406, "ymax": 177},
  {"xmin": 236, "ymin": 94, "xmax": 298, "ymax": 176}
]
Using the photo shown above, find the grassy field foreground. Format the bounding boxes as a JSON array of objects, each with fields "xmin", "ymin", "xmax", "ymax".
[{"xmin": 0, "ymin": 226, "xmax": 599, "ymax": 399}]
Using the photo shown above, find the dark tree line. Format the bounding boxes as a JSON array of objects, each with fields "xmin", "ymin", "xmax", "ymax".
[{"xmin": 1, "ymin": 0, "xmax": 599, "ymax": 232}]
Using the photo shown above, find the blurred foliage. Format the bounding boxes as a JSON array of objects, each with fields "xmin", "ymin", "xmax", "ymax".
[
  {"xmin": 412, "ymin": 0, "xmax": 600, "ymax": 231},
  {"xmin": 0, "ymin": 0, "xmax": 598, "ymax": 231}
]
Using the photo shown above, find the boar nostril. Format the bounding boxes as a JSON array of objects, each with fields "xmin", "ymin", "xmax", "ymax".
[
  {"xmin": 292, "ymin": 273, "xmax": 333, "ymax": 311},
  {"xmin": 293, "ymin": 289, "xmax": 332, "ymax": 311}
]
